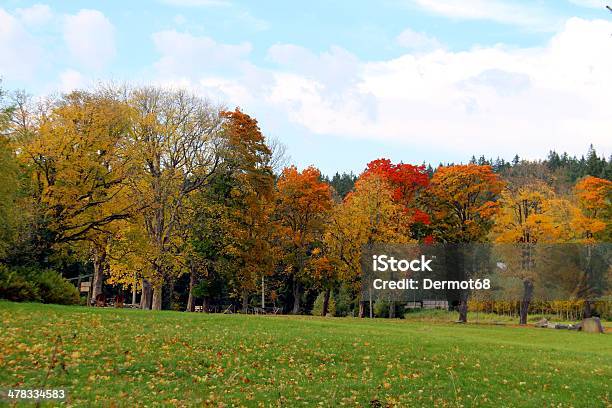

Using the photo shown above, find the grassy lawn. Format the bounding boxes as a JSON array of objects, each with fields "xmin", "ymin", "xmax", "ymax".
[{"xmin": 0, "ymin": 301, "xmax": 610, "ymax": 407}]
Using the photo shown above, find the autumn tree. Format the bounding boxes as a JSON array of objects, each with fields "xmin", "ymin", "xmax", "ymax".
[
  {"xmin": 19, "ymin": 92, "xmax": 133, "ymax": 242},
  {"xmin": 573, "ymin": 176, "xmax": 611, "ymax": 241},
  {"xmin": 107, "ymin": 220, "xmax": 151, "ymax": 302},
  {"xmin": 275, "ymin": 166, "xmax": 332, "ymax": 314},
  {"xmin": 325, "ymin": 171, "xmax": 411, "ymax": 317},
  {"xmin": 571, "ymin": 176, "xmax": 611, "ymax": 317},
  {"xmin": 12, "ymin": 91, "xmax": 134, "ymax": 300},
  {"xmin": 424, "ymin": 164, "xmax": 505, "ymax": 322},
  {"xmin": 126, "ymin": 87, "xmax": 223, "ymax": 310},
  {"xmin": 362, "ymin": 159, "xmax": 430, "ymax": 234},
  {"xmin": 186, "ymin": 108, "xmax": 275, "ymax": 312},
  {"xmin": 492, "ymin": 182, "xmax": 560, "ymax": 324}
]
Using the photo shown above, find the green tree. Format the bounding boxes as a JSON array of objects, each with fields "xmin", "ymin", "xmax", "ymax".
[{"xmin": 0, "ymin": 87, "xmax": 19, "ymax": 259}]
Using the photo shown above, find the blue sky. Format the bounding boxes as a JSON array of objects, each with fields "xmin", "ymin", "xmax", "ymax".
[{"xmin": 1, "ymin": 0, "xmax": 611, "ymax": 175}]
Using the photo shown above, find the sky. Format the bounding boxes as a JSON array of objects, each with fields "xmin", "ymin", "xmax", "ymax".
[{"xmin": 1, "ymin": 0, "xmax": 611, "ymax": 175}]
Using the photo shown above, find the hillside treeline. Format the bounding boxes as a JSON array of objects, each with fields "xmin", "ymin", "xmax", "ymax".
[{"xmin": 0, "ymin": 85, "xmax": 610, "ymax": 323}]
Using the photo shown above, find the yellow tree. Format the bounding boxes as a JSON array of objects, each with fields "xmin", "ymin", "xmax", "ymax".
[
  {"xmin": 325, "ymin": 173, "xmax": 411, "ymax": 317},
  {"xmin": 126, "ymin": 87, "xmax": 223, "ymax": 310},
  {"xmin": 17, "ymin": 91, "xmax": 134, "ymax": 299},
  {"xmin": 21, "ymin": 91, "xmax": 133, "ymax": 243},
  {"xmin": 492, "ymin": 182, "xmax": 560, "ymax": 324}
]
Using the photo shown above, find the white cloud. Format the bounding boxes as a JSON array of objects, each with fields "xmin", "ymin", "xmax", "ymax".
[
  {"xmin": 260, "ymin": 18, "xmax": 612, "ymax": 159},
  {"xmin": 16, "ymin": 4, "xmax": 53, "ymax": 26},
  {"xmin": 152, "ymin": 30, "xmax": 252, "ymax": 77},
  {"xmin": 396, "ymin": 28, "xmax": 444, "ymax": 51},
  {"xmin": 0, "ymin": 8, "xmax": 44, "ymax": 80},
  {"xmin": 59, "ymin": 69, "xmax": 85, "ymax": 92},
  {"xmin": 267, "ymin": 44, "xmax": 360, "ymax": 92},
  {"xmin": 410, "ymin": 0, "xmax": 562, "ymax": 31},
  {"xmin": 149, "ymin": 17, "xmax": 612, "ymax": 161},
  {"xmin": 63, "ymin": 9, "xmax": 116, "ymax": 71}
]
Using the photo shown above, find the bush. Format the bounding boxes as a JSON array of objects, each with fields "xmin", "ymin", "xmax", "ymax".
[
  {"xmin": 334, "ymin": 285, "xmax": 354, "ymax": 317},
  {"xmin": 0, "ymin": 265, "xmax": 79, "ymax": 305},
  {"xmin": 374, "ymin": 299, "xmax": 390, "ymax": 318},
  {"xmin": 35, "ymin": 269, "xmax": 80, "ymax": 305},
  {"xmin": 374, "ymin": 299, "xmax": 405, "ymax": 318},
  {"xmin": 0, "ymin": 265, "xmax": 40, "ymax": 302},
  {"xmin": 311, "ymin": 291, "xmax": 336, "ymax": 316}
]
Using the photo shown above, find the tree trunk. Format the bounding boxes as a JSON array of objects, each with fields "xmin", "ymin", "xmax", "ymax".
[
  {"xmin": 131, "ymin": 273, "xmax": 137, "ymax": 305},
  {"xmin": 152, "ymin": 286, "xmax": 162, "ymax": 310},
  {"xmin": 457, "ymin": 290, "xmax": 468, "ymax": 323},
  {"xmin": 359, "ymin": 300, "xmax": 366, "ymax": 318},
  {"xmin": 292, "ymin": 280, "xmax": 301, "ymax": 314},
  {"xmin": 582, "ymin": 244, "xmax": 593, "ymax": 319},
  {"xmin": 519, "ymin": 279, "xmax": 534, "ymax": 325},
  {"xmin": 321, "ymin": 288, "xmax": 331, "ymax": 316},
  {"xmin": 186, "ymin": 270, "xmax": 196, "ymax": 312},
  {"xmin": 91, "ymin": 246, "xmax": 107, "ymax": 304},
  {"xmin": 242, "ymin": 289, "xmax": 249, "ymax": 313},
  {"xmin": 140, "ymin": 279, "xmax": 153, "ymax": 309},
  {"xmin": 203, "ymin": 297, "xmax": 209, "ymax": 313},
  {"xmin": 458, "ymin": 301, "xmax": 468, "ymax": 323},
  {"xmin": 582, "ymin": 300, "xmax": 592, "ymax": 319},
  {"xmin": 389, "ymin": 301, "xmax": 395, "ymax": 319}
]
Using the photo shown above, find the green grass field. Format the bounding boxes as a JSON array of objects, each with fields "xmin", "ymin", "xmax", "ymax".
[{"xmin": 0, "ymin": 301, "xmax": 610, "ymax": 407}]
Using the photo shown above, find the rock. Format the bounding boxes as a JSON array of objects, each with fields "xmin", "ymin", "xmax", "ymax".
[
  {"xmin": 535, "ymin": 318, "xmax": 548, "ymax": 328},
  {"xmin": 554, "ymin": 324, "xmax": 569, "ymax": 329},
  {"xmin": 579, "ymin": 317, "xmax": 604, "ymax": 334},
  {"xmin": 547, "ymin": 323, "xmax": 557, "ymax": 329}
]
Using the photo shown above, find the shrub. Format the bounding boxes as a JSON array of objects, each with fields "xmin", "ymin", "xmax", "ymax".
[
  {"xmin": 35, "ymin": 269, "xmax": 80, "ymax": 305},
  {"xmin": 374, "ymin": 299, "xmax": 389, "ymax": 318},
  {"xmin": 334, "ymin": 285, "xmax": 354, "ymax": 317},
  {"xmin": 0, "ymin": 265, "xmax": 40, "ymax": 302},
  {"xmin": 374, "ymin": 300, "xmax": 405, "ymax": 318},
  {"xmin": 311, "ymin": 292, "xmax": 336, "ymax": 316},
  {"xmin": 0, "ymin": 265, "xmax": 79, "ymax": 305}
]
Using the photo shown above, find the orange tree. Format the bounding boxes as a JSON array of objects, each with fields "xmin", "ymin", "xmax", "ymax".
[
  {"xmin": 423, "ymin": 164, "xmax": 505, "ymax": 322},
  {"xmin": 274, "ymin": 166, "xmax": 332, "ymax": 314},
  {"xmin": 216, "ymin": 108, "xmax": 275, "ymax": 312},
  {"xmin": 361, "ymin": 159, "xmax": 430, "ymax": 239},
  {"xmin": 573, "ymin": 176, "xmax": 611, "ymax": 241},
  {"xmin": 570, "ymin": 176, "xmax": 611, "ymax": 317}
]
